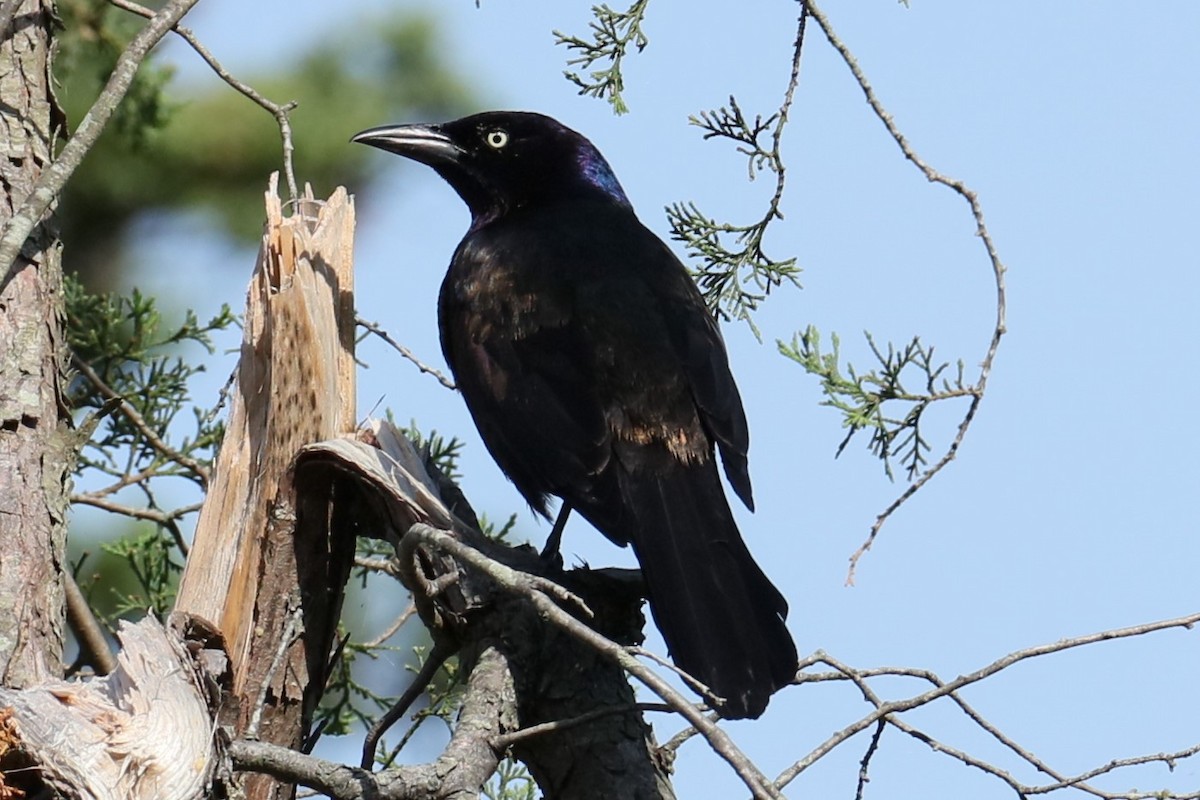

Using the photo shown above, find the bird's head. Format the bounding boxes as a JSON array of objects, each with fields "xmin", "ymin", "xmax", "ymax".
[{"xmin": 352, "ymin": 111, "xmax": 631, "ymax": 223}]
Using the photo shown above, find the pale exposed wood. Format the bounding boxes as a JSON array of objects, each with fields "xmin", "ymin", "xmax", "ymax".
[
  {"xmin": 0, "ymin": 617, "xmax": 212, "ymax": 800},
  {"xmin": 301, "ymin": 420, "xmax": 456, "ymax": 531},
  {"xmin": 174, "ymin": 176, "xmax": 356, "ymax": 677},
  {"xmin": 171, "ymin": 177, "xmax": 357, "ymax": 799}
]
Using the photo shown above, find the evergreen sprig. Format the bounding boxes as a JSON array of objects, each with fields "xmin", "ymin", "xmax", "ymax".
[
  {"xmin": 554, "ymin": 0, "xmax": 650, "ymax": 114},
  {"xmin": 66, "ymin": 274, "xmax": 235, "ymax": 487},
  {"xmin": 780, "ymin": 326, "xmax": 975, "ymax": 481},
  {"xmin": 667, "ymin": 199, "xmax": 799, "ymax": 339},
  {"xmin": 99, "ymin": 526, "xmax": 184, "ymax": 618},
  {"xmin": 483, "ymin": 758, "xmax": 539, "ymax": 800},
  {"xmin": 692, "ymin": 100, "xmax": 779, "ymax": 181},
  {"xmin": 65, "ymin": 274, "xmax": 236, "ymax": 614},
  {"xmin": 669, "ymin": 92, "xmax": 803, "ymax": 339}
]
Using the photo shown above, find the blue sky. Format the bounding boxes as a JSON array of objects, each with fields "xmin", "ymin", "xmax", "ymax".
[{"xmin": 123, "ymin": 1, "xmax": 1200, "ymax": 797}]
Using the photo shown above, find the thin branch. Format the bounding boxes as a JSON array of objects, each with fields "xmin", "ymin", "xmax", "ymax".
[
  {"xmin": 70, "ymin": 492, "xmax": 200, "ymax": 526},
  {"xmin": 230, "ymin": 741, "xmax": 377, "ymax": 800},
  {"xmin": 356, "ymin": 316, "xmax": 457, "ymax": 391},
  {"xmin": 827, "ymin": 649, "xmax": 1200, "ymax": 800},
  {"xmin": 355, "ymin": 555, "xmax": 402, "ymax": 578},
  {"xmin": 360, "ymin": 639, "xmax": 454, "ymax": 770},
  {"xmin": 75, "ymin": 466, "xmax": 164, "ymax": 500},
  {"xmin": 629, "ymin": 645, "xmax": 717, "ymax": 706},
  {"xmin": 106, "ymin": 0, "xmax": 300, "ymax": 200},
  {"xmin": 363, "ymin": 603, "xmax": 416, "ymax": 649},
  {"xmin": 491, "ymin": 702, "xmax": 672, "ymax": 751},
  {"xmin": 854, "ymin": 720, "xmax": 885, "ymax": 800},
  {"xmin": 71, "ymin": 353, "xmax": 211, "ymax": 485},
  {"xmin": 63, "ymin": 571, "xmax": 117, "ymax": 675},
  {"xmin": 0, "ymin": 0, "xmax": 203, "ymax": 286},
  {"xmin": 776, "ymin": 612, "xmax": 1200, "ymax": 793},
  {"xmin": 800, "ymin": 0, "xmax": 1008, "ymax": 582}
]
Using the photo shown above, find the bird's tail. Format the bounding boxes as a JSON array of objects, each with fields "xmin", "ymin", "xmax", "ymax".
[{"xmin": 617, "ymin": 461, "xmax": 797, "ymax": 719}]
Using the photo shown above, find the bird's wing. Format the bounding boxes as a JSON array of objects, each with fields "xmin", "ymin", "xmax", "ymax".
[
  {"xmin": 438, "ymin": 257, "xmax": 616, "ymax": 522},
  {"xmin": 646, "ymin": 237, "xmax": 754, "ymax": 510}
]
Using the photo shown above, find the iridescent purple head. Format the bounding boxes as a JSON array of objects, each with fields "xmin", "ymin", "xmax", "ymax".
[{"xmin": 353, "ymin": 111, "xmax": 633, "ymax": 221}]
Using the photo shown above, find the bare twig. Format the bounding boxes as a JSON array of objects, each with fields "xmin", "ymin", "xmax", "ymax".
[
  {"xmin": 360, "ymin": 639, "xmax": 454, "ymax": 770},
  {"xmin": 355, "ymin": 555, "xmax": 403, "ymax": 578},
  {"xmin": 107, "ymin": 0, "xmax": 300, "ymax": 200},
  {"xmin": 800, "ymin": 0, "xmax": 1009, "ymax": 583},
  {"xmin": 491, "ymin": 702, "xmax": 672, "ymax": 751},
  {"xmin": 629, "ymin": 645, "xmax": 717, "ymax": 706},
  {"xmin": 363, "ymin": 603, "xmax": 416, "ymax": 649},
  {"xmin": 826, "ymin": 649, "xmax": 1200, "ymax": 800},
  {"xmin": 854, "ymin": 720, "xmax": 885, "ymax": 800},
  {"xmin": 71, "ymin": 493, "xmax": 200, "ymax": 526},
  {"xmin": 0, "ymin": 0, "xmax": 203, "ymax": 286},
  {"xmin": 777, "ymin": 612, "xmax": 1200, "ymax": 795},
  {"xmin": 357, "ymin": 316, "xmax": 457, "ymax": 391}
]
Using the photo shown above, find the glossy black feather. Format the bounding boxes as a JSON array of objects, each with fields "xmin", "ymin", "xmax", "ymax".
[{"xmin": 353, "ymin": 111, "xmax": 797, "ymax": 718}]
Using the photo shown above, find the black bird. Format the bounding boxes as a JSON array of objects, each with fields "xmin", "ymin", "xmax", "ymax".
[{"xmin": 353, "ymin": 111, "xmax": 798, "ymax": 719}]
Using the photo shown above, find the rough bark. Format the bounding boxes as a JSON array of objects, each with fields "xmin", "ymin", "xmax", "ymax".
[{"xmin": 0, "ymin": 0, "xmax": 70, "ymax": 689}]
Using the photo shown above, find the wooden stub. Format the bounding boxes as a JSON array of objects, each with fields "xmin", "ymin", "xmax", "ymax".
[
  {"xmin": 172, "ymin": 176, "xmax": 356, "ymax": 740},
  {"xmin": 0, "ymin": 618, "xmax": 213, "ymax": 800}
]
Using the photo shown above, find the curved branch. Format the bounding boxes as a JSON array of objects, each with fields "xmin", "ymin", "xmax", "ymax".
[
  {"xmin": 800, "ymin": 0, "xmax": 1009, "ymax": 581},
  {"xmin": 106, "ymin": 0, "xmax": 301, "ymax": 200},
  {"xmin": 232, "ymin": 640, "xmax": 512, "ymax": 800}
]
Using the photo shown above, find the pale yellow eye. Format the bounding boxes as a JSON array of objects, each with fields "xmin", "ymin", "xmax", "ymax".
[{"xmin": 485, "ymin": 130, "xmax": 509, "ymax": 149}]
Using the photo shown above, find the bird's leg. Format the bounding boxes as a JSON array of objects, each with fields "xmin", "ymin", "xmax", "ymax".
[{"xmin": 540, "ymin": 503, "xmax": 572, "ymax": 564}]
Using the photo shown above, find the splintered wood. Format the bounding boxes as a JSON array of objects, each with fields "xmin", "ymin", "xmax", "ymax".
[
  {"xmin": 0, "ymin": 618, "xmax": 213, "ymax": 800},
  {"xmin": 173, "ymin": 175, "xmax": 357, "ymax": 697}
]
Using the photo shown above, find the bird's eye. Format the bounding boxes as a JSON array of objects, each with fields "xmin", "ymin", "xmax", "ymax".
[{"xmin": 484, "ymin": 130, "xmax": 509, "ymax": 149}]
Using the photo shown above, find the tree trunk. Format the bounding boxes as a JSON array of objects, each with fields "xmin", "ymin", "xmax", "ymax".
[{"xmin": 0, "ymin": 0, "xmax": 70, "ymax": 689}]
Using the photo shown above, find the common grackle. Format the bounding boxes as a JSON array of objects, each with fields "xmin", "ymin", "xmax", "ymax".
[{"xmin": 353, "ymin": 111, "xmax": 797, "ymax": 719}]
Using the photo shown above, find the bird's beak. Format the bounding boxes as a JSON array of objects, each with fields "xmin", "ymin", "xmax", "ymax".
[{"xmin": 350, "ymin": 123, "xmax": 463, "ymax": 167}]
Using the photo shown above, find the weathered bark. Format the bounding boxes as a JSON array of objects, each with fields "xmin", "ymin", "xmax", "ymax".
[
  {"xmin": 0, "ymin": 0, "xmax": 70, "ymax": 688},
  {"xmin": 297, "ymin": 433, "xmax": 677, "ymax": 800},
  {"xmin": 507, "ymin": 569, "xmax": 676, "ymax": 800}
]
